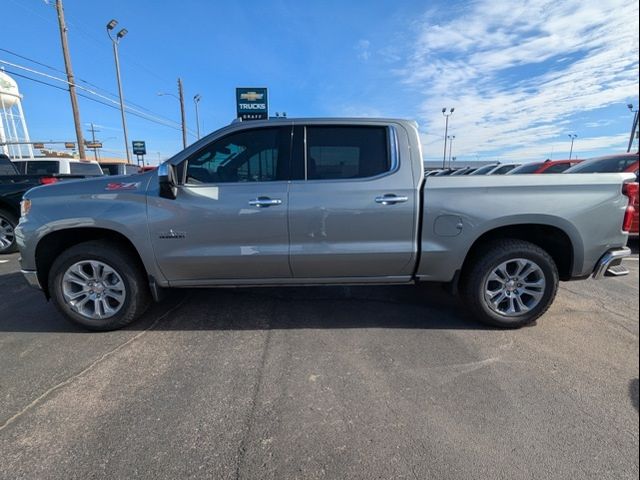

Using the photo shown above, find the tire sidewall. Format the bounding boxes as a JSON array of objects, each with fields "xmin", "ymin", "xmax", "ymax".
[
  {"xmin": 471, "ymin": 246, "xmax": 558, "ymax": 327},
  {"xmin": 0, "ymin": 210, "xmax": 18, "ymax": 254},
  {"xmin": 49, "ymin": 246, "xmax": 142, "ymax": 330}
]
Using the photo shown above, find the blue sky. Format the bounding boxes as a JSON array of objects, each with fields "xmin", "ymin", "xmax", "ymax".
[{"xmin": 1, "ymin": 0, "xmax": 638, "ymax": 164}]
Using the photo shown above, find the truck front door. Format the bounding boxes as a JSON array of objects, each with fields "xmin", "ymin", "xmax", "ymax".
[{"xmin": 148, "ymin": 125, "xmax": 292, "ymax": 283}]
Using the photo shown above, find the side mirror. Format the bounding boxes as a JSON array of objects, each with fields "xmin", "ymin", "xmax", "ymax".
[{"xmin": 158, "ymin": 162, "xmax": 178, "ymax": 199}]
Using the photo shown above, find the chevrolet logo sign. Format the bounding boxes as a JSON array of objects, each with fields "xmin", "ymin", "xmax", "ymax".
[{"xmin": 240, "ymin": 91, "xmax": 264, "ymax": 101}]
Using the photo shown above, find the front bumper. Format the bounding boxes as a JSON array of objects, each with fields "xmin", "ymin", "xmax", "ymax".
[
  {"xmin": 21, "ymin": 269, "xmax": 41, "ymax": 290},
  {"xmin": 592, "ymin": 247, "xmax": 632, "ymax": 279}
]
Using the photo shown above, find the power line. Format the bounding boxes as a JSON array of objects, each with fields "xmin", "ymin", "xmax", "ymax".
[
  {"xmin": 0, "ymin": 47, "xmax": 165, "ymax": 116},
  {"xmin": 1, "ymin": 68, "xmax": 189, "ymax": 133},
  {"xmin": 0, "ymin": 59, "xmax": 193, "ymax": 132}
]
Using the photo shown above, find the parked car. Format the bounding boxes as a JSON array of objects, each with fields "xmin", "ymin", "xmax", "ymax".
[
  {"xmin": 0, "ymin": 154, "xmax": 93, "ymax": 253},
  {"xmin": 509, "ymin": 159, "xmax": 582, "ymax": 174},
  {"xmin": 16, "ymin": 118, "xmax": 634, "ymax": 331},
  {"xmin": 100, "ymin": 162, "xmax": 141, "ymax": 176},
  {"xmin": 12, "ymin": 157, "xmax": 104, "ymax": 176},
  {"xmin": 487, "ymin": 163, "xmax": 522, "ymax": 175},
  {"xmin": 469, "ymin": 163, "xmax": 499, "ymax": 175},
  {"xmin": 433, "ymin": 168, "xmax": 455, "ymax": 176},
  {"xmin": 564, "ymin": 153, "xmax": 638, "ymax": 174},
  {"xmin": 449, "ymin": 167, "xmax": 474, "ymax": 176},
  {"xmin": 566, "ymin": 153, "xmax": 639, "ymax": 236}
]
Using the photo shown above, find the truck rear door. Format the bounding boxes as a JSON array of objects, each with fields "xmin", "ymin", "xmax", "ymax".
[{"xmin": 287, "ymin": 123, "xmax": 418, "ymax": 279}]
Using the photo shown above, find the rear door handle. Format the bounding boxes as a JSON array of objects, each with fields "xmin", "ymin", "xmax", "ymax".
[
  {"xmin": 375, "ymin": 194, "xmax": 409, "ymax": 205},
  {"xmin": 249, "ymin": 196, "xmax": 283, "ymax": 207}
]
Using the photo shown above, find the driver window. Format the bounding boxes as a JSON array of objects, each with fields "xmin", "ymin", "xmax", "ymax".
[{"xmin": 186, "ymin": 127, "xmax": 283, "ymax": 184}]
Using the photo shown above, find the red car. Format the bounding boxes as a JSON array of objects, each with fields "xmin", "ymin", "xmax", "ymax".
[
  {"xmin": 565, "ymin": 153, "xmax": 639, "ymax": 236},
  {"xmin": 508, "ymin": 159, "xmax": 583, "ymax": 174}
]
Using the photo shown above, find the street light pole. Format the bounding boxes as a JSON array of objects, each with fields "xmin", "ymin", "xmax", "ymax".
[
  {"xmin": 193, "ymin": 94, "xmax": 201, "ymax": 140},
  {"xmin": 107, "ymin": 19, "xmax": 131, "ymax": 162},
  {"xmin": 568, "ymin": 134, "xmax": 577, "ymax": 160},
  {"xmin": 447, "ymin": 134, "xmax": 456, "ymax": 168},
  {"xmin": 442, "ymin": 108, "xmax": 454, "ymax": 169},
  {"xmin": 627, "ymin": 104, "xmax": 639, "ymax": 153},
  {"xmin": 55, "ymin": 0, "xmax": 86, "ymax": 160}
]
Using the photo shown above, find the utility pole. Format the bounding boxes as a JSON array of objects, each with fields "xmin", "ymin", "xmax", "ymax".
[
  {"xmin": 177, "ymin": 78, "xmax": 187, "ymax": 148},
  {"xmin": 87, "ymin": 122, "xmax": 100, "ymax": 161},
  {"xmin": 55, "ymin": 0, "xmax": 86, "ymax": 159},
  {"xmin": 568, "ymin": 134, "xmax": 577, "ymax": 160}
]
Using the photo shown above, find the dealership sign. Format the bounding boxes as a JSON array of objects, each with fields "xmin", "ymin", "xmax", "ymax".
[
  {"xmin": 236, "ymin": 87, "xmax": 268, "ymax": 120},
  {"xmin": 132, "ymin": 140, "xmax": 146, "ymax": 156}
]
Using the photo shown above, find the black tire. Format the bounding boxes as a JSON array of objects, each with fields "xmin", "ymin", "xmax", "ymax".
[
  {"xmin": 0, "ymin": 208, "xmax": 18, "ymax": 254},
  {"xmin": 461, "ymin": 239, "xmax": 559, "ymax": 328},
  {"xmin": 49, "ymin": 240, "xmax": 150, "ymax": 331}
]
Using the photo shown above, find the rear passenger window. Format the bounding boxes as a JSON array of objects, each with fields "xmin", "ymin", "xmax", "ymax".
[
  {"xmin": 27, "ymin": 161, "xmax": 59, "ymax": 175},
  {"xmin": 306, "ymin": 126, "xmax": 390, "ymax": 180}
]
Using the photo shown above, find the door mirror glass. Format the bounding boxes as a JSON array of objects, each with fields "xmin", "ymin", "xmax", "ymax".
[{"xmin": 158, "ymin": 162, "xmax": 178, "ymax": 199}]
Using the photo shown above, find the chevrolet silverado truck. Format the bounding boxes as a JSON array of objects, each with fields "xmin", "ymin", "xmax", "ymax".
[{"xmin": 15, "ymin": 118, "xmax": 636, "ymax": 330}]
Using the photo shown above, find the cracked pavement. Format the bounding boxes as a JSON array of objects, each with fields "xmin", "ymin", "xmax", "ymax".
[{"xmin": 0, "ymin": 240, "xmax": 638, "ymax": 479}]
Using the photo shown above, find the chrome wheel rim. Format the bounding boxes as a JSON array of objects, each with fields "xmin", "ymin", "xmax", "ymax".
[
  {"xmin": 483, "ymin": 258, "xmax": 546, "ymax": 317},
  {"xmin": 62, "ymin": 260, "xmax": 126, "ymax": 320},
  {"xmin": 0, "ymin": 216, "xmax": 14, "ymax": 250}
]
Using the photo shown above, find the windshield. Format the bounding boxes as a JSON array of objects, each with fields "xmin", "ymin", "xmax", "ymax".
[
  {"xmin": 509, "ymin": 162, "xmax": 544, "ymax": 174},
  {"xmin": 565, "ymin": 155, "xmax": 638, "ymax": 173}
]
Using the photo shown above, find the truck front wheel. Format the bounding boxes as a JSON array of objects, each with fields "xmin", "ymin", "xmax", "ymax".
[
  {"xmin": 0, "ymin": 209, "xmax": 18, "ymax": 254},
  {"xmin": 49, "ymin": 241, "xmax": 150, "ymax": 331},
  {"xmin": 461, "ymin": 239, "xmax": 559, "ymax": 328}
]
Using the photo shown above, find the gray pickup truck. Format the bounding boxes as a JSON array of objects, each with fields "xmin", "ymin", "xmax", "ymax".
[{"xmin": 15, "ymin": 118, "xmax": 635, "ymax": 330}]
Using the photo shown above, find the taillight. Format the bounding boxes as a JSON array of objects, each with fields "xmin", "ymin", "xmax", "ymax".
[
  {"xmin": 39, "ymin": 177, "xmax": 58, "ymax": 185},
  {"xmin": 622, "ymin": 182, "xmax": 638, "ymax": 232}
]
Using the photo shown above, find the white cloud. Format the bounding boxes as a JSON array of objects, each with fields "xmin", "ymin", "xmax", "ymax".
[
  {"xmin": 397, "ymin": 0, "xmax": 639, "ymax": 161},
  {"xmin": 355, "ymin": 39, "xmax": 371, "ymax": 61}
]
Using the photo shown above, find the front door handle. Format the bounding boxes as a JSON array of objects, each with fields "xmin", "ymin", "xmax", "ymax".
[
  {"xmin": 249, "ymin": 197, "xmax": 283, "ymax": 208},
  {"xmin": 375, "ymin": 194, "xmax": 409, "ymax": 205}
]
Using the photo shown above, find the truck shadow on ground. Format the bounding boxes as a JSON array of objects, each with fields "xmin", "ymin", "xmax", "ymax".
[
  {"xmin": 0, "ymin": 271, "xmax": 492, "ymax": 333},
  {"xmin": 630, "ymin": 378, "xmax": 639, "ymax": 412}
]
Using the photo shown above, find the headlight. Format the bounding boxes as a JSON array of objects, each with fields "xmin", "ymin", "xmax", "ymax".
[{"xmin": 20, "ymin": 199, "xmax": 32, "ymax": 217}]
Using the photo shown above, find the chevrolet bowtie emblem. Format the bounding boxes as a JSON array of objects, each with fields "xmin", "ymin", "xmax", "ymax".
[{"xmin": 240, "ymin": 91, "xmax": 264, "ymax": 101}]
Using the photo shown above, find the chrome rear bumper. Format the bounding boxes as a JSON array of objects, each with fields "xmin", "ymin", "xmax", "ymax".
[
  {"xmin": 592, "ymin": 247, "xmax": 632, "ymax": 279},
  {"xmin": 21, "ymin": 269, "xmax": 42, "ymax": 290}
]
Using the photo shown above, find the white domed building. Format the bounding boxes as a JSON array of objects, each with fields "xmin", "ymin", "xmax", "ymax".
[{"xmin": 0, "ymin": 71, "xmax": 33, "ymax": 159}]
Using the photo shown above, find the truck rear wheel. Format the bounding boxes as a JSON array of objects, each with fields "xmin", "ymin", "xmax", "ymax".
[
  {"xmin": 461, "ymin": 239, "xmax": 559, "ymax": 328},
  {"xmin": 0, "ymin": 209, "xmax": 18, "ymax": 254},
  {"xmin": 49, "ymin": 241, "xmax": 150, "ymax": 331}
]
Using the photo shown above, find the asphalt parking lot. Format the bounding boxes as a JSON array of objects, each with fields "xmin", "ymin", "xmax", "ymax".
[{"xmin": 1, "ymin": 241, "xmax": 638, "ymax": 480}]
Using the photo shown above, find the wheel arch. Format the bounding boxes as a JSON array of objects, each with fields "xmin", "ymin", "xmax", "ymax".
[
  {"xmin": 460, "ymin": 223, "xmax": 576, "ymax": 282},
  {"xmin": 35, "ymin": 227, "xmax": 148, "ymax": 298}
]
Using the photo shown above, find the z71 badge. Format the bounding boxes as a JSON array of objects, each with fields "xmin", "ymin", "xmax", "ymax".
[{"xmin": 105, "ymin": 182, "xmax": 141, "ymax": 191}]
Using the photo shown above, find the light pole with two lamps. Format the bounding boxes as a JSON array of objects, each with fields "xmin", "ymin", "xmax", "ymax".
[
  {"xmin": 106, "ymin": 19, "xmax": 130, "ymax": 163},
  {"xmin": 442, "ymin": 107, "xmax": 454, "ymax": 169},
  {"xmin": 447, "ymin": 134, "xmax": 456, "ymax": 168}
]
